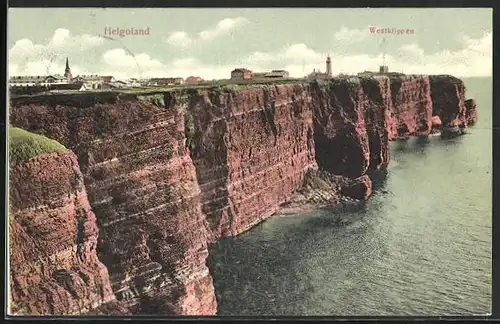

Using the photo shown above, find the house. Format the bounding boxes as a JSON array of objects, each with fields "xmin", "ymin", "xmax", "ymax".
[
  {"xmin": 9, "ymin": 58, "xmax": 77, "ymax": 88},
  {"xmin": 265, "ymin": 70, "xmax": 290, "ymax": 79},
  {"xmin": 252, "ymin": 70, "xmax": 290, "ymax": 80},
  {"xmin": 43, "ymin": 75, "xmax": 68, "ymax": 85},
  {"xmin": 102, "ymin": 76, "xmax": 116, "ymax": 83},
  {"xmin": 73, "ymin": 75, "xmax": 103, "ymax": 89},
  {"xmin": 185, "ymin": 76, "xmax": 204, "ymax": 85},
  {"xmin": 379, "ymin": 65, "xmax": 389, "ymax": 74},
  {"xmin": 230, "ymin": 68, "xmax": 253, "ymax": 80},
  {"xmin": 147, "ymin": 77, "xmax": 184, "ymax": 86},
  {"xmin": 49, "ymin": 82, "xmax": 87, "ymax": 91},
  {"xmin": 252, "ymin": 72, "xmax": 267, "ymax": 79},
  {"xmin": 101, "ymin": 83, "xmax": 118, "ymax": 90},
  {"xmin": 9, "ymin": 76, "xmax": 44, "ymax": 87},
  {"xmin": 9, "ymin": 75, "xmax": 68, "ymax": 87},
  {"xmin": 307, "ymin": 70, "xmax": 330, "ymax": 79},
  {"xmin": 114, "ymin": 80, "xmax": 128, "ymax": 87},
  {"xmin": 126, "ymin": 78, "xmax": 142, "ymax": 87}
]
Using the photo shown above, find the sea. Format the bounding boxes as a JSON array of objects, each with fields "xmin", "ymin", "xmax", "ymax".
[{"xmin": 207, "ymin": 77, "xmax": 492, "ymax": 316}]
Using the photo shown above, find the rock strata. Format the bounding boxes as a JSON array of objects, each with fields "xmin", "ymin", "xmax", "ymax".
[
  {"xmin": 8, "ymin": 74, "xmax": 477, "ymax": 316},
  {"xmin": 9, "ymin": 151, "xmax": 117, "ymax": 315}
]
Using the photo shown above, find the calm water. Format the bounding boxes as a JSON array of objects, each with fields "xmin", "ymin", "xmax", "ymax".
[{"xmin": 208, "ymin": 77, "xmax": 492, "ymax": 316}]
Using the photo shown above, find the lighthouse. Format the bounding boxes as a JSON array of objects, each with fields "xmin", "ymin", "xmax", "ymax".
[{"xmin": 326, "ymin": 56, "xmax": 332, "ymax": 78}]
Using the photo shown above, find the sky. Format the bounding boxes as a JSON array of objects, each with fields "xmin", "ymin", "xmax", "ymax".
[{"xmin": 8, "ymin": 8, "xmax": 492, "ymax": 80}]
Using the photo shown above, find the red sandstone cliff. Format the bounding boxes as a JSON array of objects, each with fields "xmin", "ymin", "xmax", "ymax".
[
  {"xmin": 184, "ymin": 85, "xmax": 317, "ymax": 239},
  {"xmin": 9, "ymin": 94, "xmax": 216, "ymax": 315},
  {"xmin": 8, "ymin": 74, "xmax": 477, "ymax": 316},
  {"xmin": 429, "ymin": 75, "xmax": 468, "ymax": 128},
  {"xmin": 308, "ymin": 77, "xmax": 391, "ymax": 200},
  {"xmin": 9, "ymin": 150, "xmax": 119, "ymax": 315},
  {"xmin": 389, "ymin": 75, "xmax": 433, "ymax": 138}
]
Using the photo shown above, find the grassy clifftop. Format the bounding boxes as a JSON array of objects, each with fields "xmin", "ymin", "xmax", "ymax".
[{"xmin": 8, "ymin": 126, "xmax": 67, "ymax": 164}]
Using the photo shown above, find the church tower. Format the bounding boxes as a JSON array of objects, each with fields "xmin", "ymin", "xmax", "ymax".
[
  {"xmin": 326, "ymin": 56, "xmax": 332, "ymax": 78},
  {"xmin": 64, "ymin": 57, "xmax": 72, "ymax": 83}
]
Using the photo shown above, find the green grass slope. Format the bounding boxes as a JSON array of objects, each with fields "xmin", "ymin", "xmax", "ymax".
[{"xmin": 8, "ymin": 126, "xmax": 67, "ymax": 164}]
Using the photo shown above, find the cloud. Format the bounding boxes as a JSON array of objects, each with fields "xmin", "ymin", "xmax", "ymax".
[
  {"xmin": 97, "ymin": 54, "xmax": 233, "ymax": 80},
  {"xmin": 398, "ymin": 43, "xmax": 425, "ymax": 56},
  {"xmin": 333, "ymin": 27, "xmax": 368, "ymax": 43},
  {"xmin": 199, "ymin": 17, "xmax": 249, "ymax": 41},
  {"xmin": 240, "ymin": 32, "xmax": 492, "ymax": 78},
  {"xmin": 47, "ymin": 28, "xmax": 104, "ymax": 50},
  {"xmin": 165, "ymin": 31, "xmax": 193, "ymax": 48},
  {"xmin": 242, "ymin": 43, "xmax": 323, "ymax": 66},
  {"xmin": 163, "ymin": 17, "xmax": 249, "ymax": 49},
  {"xmin": 9, "ymin": 28, "xmax": 104, "ymax": 75},
  {"xmin": 101, "ymin": 48, "xmax": 166, "ymax": 77},
  {"xmin": 9, "ymin": 59, "xmax": 89, "ymax": 77},
  {"xmin": 8, "ymin": 27, "xmax": 491, "ymax": 80},
  {"xmin": 391, "ymin": 31, "xmax": 492, "ymax": 76}
]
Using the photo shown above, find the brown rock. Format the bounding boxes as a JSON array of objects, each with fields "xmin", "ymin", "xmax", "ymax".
[
  {"xmin": 465, "ymin": 98, "xmax": 477, "ymax": 126},
  {"xmin": 389, "ymin": 75, "xmax": 433, "ymax": 138},
  {"xmin": 10, "ymin": 93, "xmax": 217, "ymax": 315},
  {"xmin": 429, "ymin": 75, "xmax": 467, "ymax": 128},
  {"xmin": 340, "ymin": 175, "xmax": 373, "ymax": 200},
  {"xmin": 431, "ymin": 115, "xmax": 442, "ymax": 127},
  {"xmin": 311, "ymin": 79, "xmax": 369, "ymax": 178},
  {"xmin": 187, "ymin": 84, "xmax": 317, "ymax": 238},
  {"xmin": 9, "ymin": 151, "xmax": 116, "ymax": 315},
  {"xmin": 360, "ymin": 77, "xmax": 392, "ymax": 171}
]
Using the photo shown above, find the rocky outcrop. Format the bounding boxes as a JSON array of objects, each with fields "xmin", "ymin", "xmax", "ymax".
[
  {"xmin": 8, "ymin": 74, "xmax": 477, "ymax": 316},
  {"xmin": 9, "ymin": 94, "xmax": 216, "ymax": 315},
  {"xmin": 429, "ymin": 75, "xmax": 467, "ymax": 128},
  {"xmin": 185, "ymin": 85, "xmax": 317, "ymax": 239},
  {"xmin": 9, "ymin": 150, "xmax": 118, "ymax": 315},
  {"xmin": 465, "ymin": 99, "xmax": 477, "ymax": 126},
  {"xmin": 311, "ymin": 78, "xmax": 370, "ymax": 178},
  {"xmin": 310, "ymin": 77, "xmax": 392, "ymax": 179},
  {"xmin": 389, "ymin": 75, "xmax": 433, "ymax": 138},
  {"xmin": 340, "ymin": 175, "xmax": 372, "ymax": 200}
]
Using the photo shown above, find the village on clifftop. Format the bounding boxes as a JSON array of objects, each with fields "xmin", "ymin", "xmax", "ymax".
[{"xmin": 9, "ymin": 55, "xmax": 393, "ymax": 95}]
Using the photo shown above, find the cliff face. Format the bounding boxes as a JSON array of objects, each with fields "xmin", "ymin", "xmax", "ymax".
[
  {"xmin": 184, "ymin": 84, "xmax": 317, "ymax": 239},
  {"xmin": 9, "ymin": 151, "xmax": 117, "ymax": 315},
  {"xmin": 390, "ymin": 75, "xmax": 433, "ymax": 138},
  {"xmin": 9, "ymin": 95, "xmax": 216, "ymax": 315},
  {"xmin": 429, "ymin": 75, "xmax": 468, "ymax": 128},
  {"xmin": 9, "ymin": 74, "xmax": 477, "ymax": 316},
  {"xmin": 311, "ymin": 77, "xmax": 392, "ymax": 179}
]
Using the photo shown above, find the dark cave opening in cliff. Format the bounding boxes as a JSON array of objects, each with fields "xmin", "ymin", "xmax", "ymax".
[{"xmin": 313, "ymin": 134, "xmax": 366, "ymax": 178}]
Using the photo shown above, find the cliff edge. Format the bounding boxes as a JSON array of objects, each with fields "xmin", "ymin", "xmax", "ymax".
[
  {"xmin": 8, "ymin": 128, "xmax": 125, "ymax": 315},
  {"xmin": 8, "ymin": 74, "xmax": 478, "ymax": 315}
]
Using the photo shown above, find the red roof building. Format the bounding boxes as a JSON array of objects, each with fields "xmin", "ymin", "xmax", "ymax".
[
  {"xmin": 101, "ymin": 76, "xmax": 116, "ymax": 83},
  {"xmin": 230, "ymin": 68, "xmax": 253, "ymax": 80},
  {"xmin": 185, "ymin": 76, "xmax": 204, "ymax": 84}
]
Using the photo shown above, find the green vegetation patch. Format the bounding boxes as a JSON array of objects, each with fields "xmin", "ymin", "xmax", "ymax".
[
  {"xmin": 8, "ymin": 126, "xmax": 66, "ymax": 164},
  {"xmin": 137, "ymin": 94, "xmax": 166, "ymax": 107}
]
